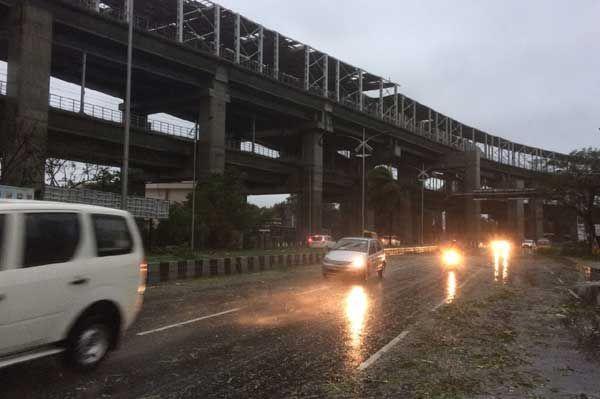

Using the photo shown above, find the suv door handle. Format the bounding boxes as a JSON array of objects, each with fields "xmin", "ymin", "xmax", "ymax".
[{"xmin": 70, "ymin": 277, "xmax": 89, "ymax": 286}]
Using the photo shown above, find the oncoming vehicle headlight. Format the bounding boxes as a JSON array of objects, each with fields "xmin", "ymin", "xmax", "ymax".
[
  {"xmin": 490, "ymin": 240, "xmax": 511, "ymax": 257},
  {"xmin": 352, "ymin": 257, "xmax": 365, "ymax": 269},
  {"xmin": 442, "ymin": 249, "xmax": 462, "ymax": 267}
]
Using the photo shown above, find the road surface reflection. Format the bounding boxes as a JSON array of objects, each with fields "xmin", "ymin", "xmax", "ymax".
[
  {"xmin": 345, "ymin": 285, "xmax": 368, "ymax": 364},
  {"xmin": 494, "ymin": 255, "xmax": 509, "ymax": 284},
  {"xmin": 445, "ymin": 271, "xmax": 457, "ymax": 304}
]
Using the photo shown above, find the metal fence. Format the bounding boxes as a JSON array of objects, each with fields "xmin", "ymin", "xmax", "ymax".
[
  {"xmin": 44, "ymin": 186, "xmax": 170, "ymax": 220},
  {"xmin": 47, "ymin": 93, "xmax": 195, "ymax": 139}
]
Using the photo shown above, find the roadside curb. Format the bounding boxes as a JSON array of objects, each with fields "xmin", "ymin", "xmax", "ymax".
[{"xmin": 147, "ymin": 251, "xmax": 326, "ymax": 284}]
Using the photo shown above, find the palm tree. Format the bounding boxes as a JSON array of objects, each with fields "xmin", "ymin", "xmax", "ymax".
[{"xmin": 367, "ymin": 166, "xmax": 405, "ymax": 236}]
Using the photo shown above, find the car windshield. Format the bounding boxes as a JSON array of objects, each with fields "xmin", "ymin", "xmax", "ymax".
[{"xmin": 332, "ymin": 239, "xmax": 368, "ymax": 253}]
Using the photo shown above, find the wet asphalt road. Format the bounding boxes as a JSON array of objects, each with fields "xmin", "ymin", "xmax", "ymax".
[{"xmin": 0, "ymin": 254, "xmax": 498, "ymax": 398}]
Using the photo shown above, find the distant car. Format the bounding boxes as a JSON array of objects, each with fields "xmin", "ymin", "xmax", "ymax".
[
  {"xmin": 381, "ymin": 235, "xmax": 401, "ymax": 247},
  {"xmin": 537, "ymin": 238, "xmax": 551, "ymax": 249},
  {"xmin": 0, "ymin": 201, "xmax": 146, "ymax": 371},
  {"xmin": 307, "ymin": 234, "xmax": 335, "ymax": 249},
  {"xmin": 521, "ymin": 239, "xmax": 536, "ymax": 249},
  {"xmin": 322, "ymin": 237, "xmax": 386, "ymax": 280}
]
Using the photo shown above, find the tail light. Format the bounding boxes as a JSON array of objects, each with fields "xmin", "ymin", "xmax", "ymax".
[
  {"xmin": 138, "ymin": 259, "xmax": 148, "ymax": 294},
  {"xmin": 308, "ymin": 237, "xmax": 313, "ymax": 244}
]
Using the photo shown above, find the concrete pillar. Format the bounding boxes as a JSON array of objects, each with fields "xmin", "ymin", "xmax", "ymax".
[
  {"xmin": 1, "ymin": 2, "xmax": 53, "ymax": 197},
  {"xmin": 532, "ymin": 198, "xmax": 544, "ymax": 241},
  {"xmin": 196, "ymin": 68, "xmax": 229, "ymax": 176},
  {"xmin": 507, "ymin": 179, "xmax": 525, "ymax": 241},
  {"xmin": 400, "ymin": 191, "xmax": 414, "ymax": 244},
  {"xmin": 298, "ymin": 130, "xmax": 323, "ymax": 239},
  {"xmin": 464, "ymin": 149, "xmax": 481, "ymax": 244}
]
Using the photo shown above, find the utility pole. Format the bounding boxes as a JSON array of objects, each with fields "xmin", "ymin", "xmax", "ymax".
[
  {"xmin": 121, "ymin": 0, "xmax": 134, "ymax": 210},
  {"xmin": 362, "ymin": 128, "xmax": 366, "ymax": 234},
  {"xmin": 191, "ymin": 123, "xmax": 199, "ymax": 251}
]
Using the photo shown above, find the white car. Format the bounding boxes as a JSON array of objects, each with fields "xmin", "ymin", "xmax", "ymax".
[
  {"xmin": 521, "ymin": 239, "xmax": 536, "ymax": 249},
  {"xmin": 307, "ymin": 234, "xmax": 335, "ymax": 249},
  {"xmin": 0, "ymin": 201, "xmax": 146, "ymax": 371},
  {"xmin": 322, "ymin": 237, "xmax": 386, "ymax": 280}
]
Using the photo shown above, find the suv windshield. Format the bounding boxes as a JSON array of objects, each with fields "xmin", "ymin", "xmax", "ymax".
[{"xmin": 332, "ymin": 238, "xmax": 368, "ymax": 253}]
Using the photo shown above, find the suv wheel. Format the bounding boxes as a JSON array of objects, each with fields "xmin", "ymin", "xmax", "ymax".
[{"xmin": 66, "ymin": 315, "xmax": 113, "ymax": 371}]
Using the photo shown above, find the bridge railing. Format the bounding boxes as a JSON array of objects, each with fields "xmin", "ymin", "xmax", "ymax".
[
  {"xmin": 226, "ymin": 139, "xmax": 282, "ymax": 159},
  {"xmin": 47, "ymin": 93, "xmax": 195, "ymax": 139}
]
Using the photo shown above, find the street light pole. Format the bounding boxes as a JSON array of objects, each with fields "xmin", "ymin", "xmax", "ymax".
[
  {"xmin": 420, "ymin": 180, "xmax": 424, "ymax": 245},
  {"xmin": 362, "ymin": 128, "xmax": 366, "ymax": 234},
  {"xmin": 121, "ymin": 0, "xmax": 134, "ymax": 210}
]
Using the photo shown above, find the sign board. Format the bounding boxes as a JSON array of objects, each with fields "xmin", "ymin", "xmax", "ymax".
[{"xmin": 0, "ymin": 185, "xmax": 34, "ymax": 200}]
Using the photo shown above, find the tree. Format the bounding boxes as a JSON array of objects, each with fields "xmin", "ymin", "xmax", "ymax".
[
  {"xmin": 367, "ymin": 166, "xmax": 405, "ymax": 235},
  {"xmin": 192, "ymin": 171, "xmax": 250, "ymax": 248},
  {"xmin": 543, "ymin": 147, "xmax": 600, "ymax": 254}
]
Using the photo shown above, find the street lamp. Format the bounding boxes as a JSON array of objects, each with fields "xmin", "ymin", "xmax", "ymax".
[
  {"xmin": 415, "ymin": 165, "xmax": 430, "ymax": 245},
  {"xmin": 335, "ymin": 129, "xmax": 391, "ymax": 234}
]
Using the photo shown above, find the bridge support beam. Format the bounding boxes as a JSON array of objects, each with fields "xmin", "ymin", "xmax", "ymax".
[
  {"xmin": 298, "ymin": 130, "xmax": 323, "ymax": 239},
  {"xmin": 1, "ymin": 2, "xmax": 53, "ymax": 197},
  {"xmin": 507, "ymin": 179, "xmax": 525, "ymax": 241},
  {"xmin": 464, "ymin": 149, "xmax": 482, "ymax": 245},
  {"xmin": 196, "ymin": 68, "xmax": 229, "ymax": 176}
]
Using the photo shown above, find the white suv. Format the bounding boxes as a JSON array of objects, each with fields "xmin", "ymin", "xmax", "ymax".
[{"xmin": 0, "ymin": 201, "xmax": 146, "ymax": 371}]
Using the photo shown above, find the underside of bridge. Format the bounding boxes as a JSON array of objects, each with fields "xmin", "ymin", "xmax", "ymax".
[{"xmin": 0, "ymin": 0, "xmax": 564, "ymax": 243}]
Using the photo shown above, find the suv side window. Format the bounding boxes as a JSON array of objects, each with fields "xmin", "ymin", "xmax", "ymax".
[
  {"xmin": 24, "ymin": 213, "xmax": 80, "ymax": 268},
  {"xmin": 93, "ymin": 214, "xmax": 133, "ymax": 257}
]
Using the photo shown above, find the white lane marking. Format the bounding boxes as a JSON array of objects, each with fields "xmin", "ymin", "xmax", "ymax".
[
  {"xmin": 358, "ymin": 268, "xmax": 483, "ymax": 371},
  {"xmin": 358, "ymin": 331, "xmax": 410, "ymax": 371},
  {"xmin": 297, "ymin": 286, "xmax": 328, "ymax": 296},
  {"xmin": 557, "ymin": 278, "xmax": 565, "ymax": 284},
  {"xmin": 567, "ymin": 288, "xmax": 581, "ymax": 300},
  {"xmin": 137, "ymin": 307, "xmax": 244, "ymax": 336}
]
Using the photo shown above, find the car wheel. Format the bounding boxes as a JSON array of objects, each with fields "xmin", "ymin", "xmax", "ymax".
[{"xmin": 65, "ymin": 315, "xmax": 113, "ymax": 372}]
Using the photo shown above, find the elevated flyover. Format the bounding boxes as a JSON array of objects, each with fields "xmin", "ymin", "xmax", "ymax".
[{"xmin": 0, "ymin": 0, "xmax": 565, "ymax": 241}]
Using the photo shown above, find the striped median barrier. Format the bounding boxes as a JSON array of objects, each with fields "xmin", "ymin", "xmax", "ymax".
[
  {"xmin": 384, "ymin": 245, "xmax": 438, "ymax": 256},
  {"xmin": 147, "ymin": 250, "xmax": 326, "ymax": 284}
]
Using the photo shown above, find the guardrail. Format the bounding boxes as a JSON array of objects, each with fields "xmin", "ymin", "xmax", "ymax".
[{"xmin": 384, "ymin": 246, "xmax": 438, "ymax": 256}]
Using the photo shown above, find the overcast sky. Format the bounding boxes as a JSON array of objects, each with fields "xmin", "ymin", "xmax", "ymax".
[{"xmin": 219, "ymin": 0, "xmax": 599, "ymax": 154}]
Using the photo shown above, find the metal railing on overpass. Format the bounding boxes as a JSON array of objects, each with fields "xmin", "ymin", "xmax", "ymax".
[{"xmin": 44, "ymin": 92, "xmax": 194, "ymax": 139}]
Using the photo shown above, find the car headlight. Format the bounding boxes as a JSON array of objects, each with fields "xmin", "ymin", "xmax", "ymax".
[
  {"xmin": 352, "ymin": 257, "xmax": 365, "ymax": 269},
  {"xmin": 442, "ymin": 250, "xmax": 462, "ymax": 266}
]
